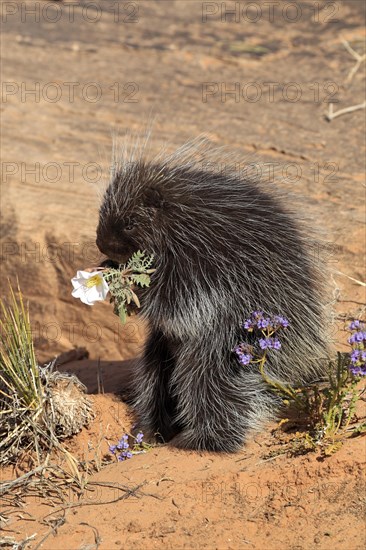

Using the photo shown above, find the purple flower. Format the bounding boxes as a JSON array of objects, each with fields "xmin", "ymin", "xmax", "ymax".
[
  {"xmin": 257, "ymin": 317, "xmax": 270, "ymax": 329},
  {"xmin": 117, "ymin": 434, "xmax": 129, "ymax": 450},
  {"xmin": 273, "ymin": 315, "xmax": 289, "ymax": 328},
  {"xmin": 347, "ymin": 319, "xmax": 366, "ymax": 377},
  {"xmin": 242, "ymin": 311, "xmax": 289, "ymax": 332},
  {"xmin": 349, "ymin": 320, "xmax": 362, "ymax": 330},
  {"xmin": 272, "ymin": 338, "xmax": 282, "ymax": 350},
  {"xmin": 252, "ymin": 310, "xmax": 264, "ymax": 318},
  {"xmin": 118, "ymin": 450, "xmax": 133, "ymax": 461},
  {"xmin": 349, "ymin": 364, "xmax": 366, "ymax": 377},
  {"xmin": 238, "ymin": 353, "xmax": 253, "ymax": 365},
  {"xmin": 349, "ymin": 331, "xmax": 366, "ymax": 345},
  {"xmin": 135, "ymin": 432, "xmax": 144, "ymax": 445},
  {"xmin": 259, "ymin": 338, "xmax": 269, "ymax": 349},
  {"xmin": 110, "ymin": 433, "xmax": 140, "ymax": 461},
  {"xmin": 234, "ymin": 344, "xmax": 253, "ymax": 365},
  {"xmin": 259, "ymin": 337, "xmax": 281, "ymax": 350}
]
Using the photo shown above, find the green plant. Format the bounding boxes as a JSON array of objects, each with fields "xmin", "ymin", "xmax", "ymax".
[
  {"xmin": 234, "ymin": 312, "xmax": 366, "ymax": 456},
  {"xmin": 0, "ymin": 284, "xmax": 43, "ymax": 411},
  {"xmin": 102, "ymin": 250, "xmax": 155, "ymax": 323},
  {"xmin": 0, "ymin": 284, "xmax": 94, "ymax": 465}
]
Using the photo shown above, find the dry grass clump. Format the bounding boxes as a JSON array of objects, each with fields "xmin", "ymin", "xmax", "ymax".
[{"xmin": 0, "ymin": 284, "xmax": 94, "ymax": 466}]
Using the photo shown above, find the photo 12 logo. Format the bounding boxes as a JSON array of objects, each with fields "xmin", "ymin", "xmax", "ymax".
[
  {"xmin": 202, "ymin": 81, "xmax": 340, "ymax": 104},
  {"xmin": 201, "ymin": 2, "xmax": 340, "ymax": 24},
  {"xmin": 2, "ymin": 81, "xmax": 139, "ymax": 104},
  {"xmin": 1, "ymin": 2, "xmax": 140, "ymax": 24}
]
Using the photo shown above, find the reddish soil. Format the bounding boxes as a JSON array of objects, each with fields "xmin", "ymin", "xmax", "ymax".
[
  {"xmin": 1, "ymin": 385, "xmax": 365, "ymax": 550},
  {"xmin": 1, "ymin": 1, "xmax": 365, "ymax": 549}
]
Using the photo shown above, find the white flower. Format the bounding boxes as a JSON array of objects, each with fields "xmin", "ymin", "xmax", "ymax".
[{"xmin": 71, "ymin": 270, "xmax": 109, "ymax": 306}]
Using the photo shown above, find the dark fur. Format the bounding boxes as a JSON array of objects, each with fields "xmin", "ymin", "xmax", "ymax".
[{"xmin": 96, "ymin": 140, "xmax": 328, "ymax": 452}]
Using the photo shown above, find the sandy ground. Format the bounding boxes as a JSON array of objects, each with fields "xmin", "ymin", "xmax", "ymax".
[{"xmin": 1, "ymin": 1, "xmax": 365, "ymax": 548}]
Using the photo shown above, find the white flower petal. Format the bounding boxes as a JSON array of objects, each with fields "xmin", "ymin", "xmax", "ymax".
[
  {"xmin": 72, "ymin": 286, "xmax": 93, "ymax": 306},
  {"xmin": 71, "ymin": 270, "xmax": 109, "ymax": 306},
  {"xmin": 98, "ymin": 279, "xmax": 109, "ymax": 300}
]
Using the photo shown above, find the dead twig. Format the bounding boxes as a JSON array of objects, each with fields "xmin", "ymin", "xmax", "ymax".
[
  {"xmin": 33, "ymin": 515, "xmax": 66, "ymax": 550},
  {"xmin": 0, "ymin": 533, "xmax": 37, "ymax": 550},
  {"xmin": 40, "ymin": 480, "xmax": 160, "ymax": 523},
  {"xmin": 334, "ymin": 270, "xmax": 366, "ymax": 287},
  {"xmin": 79, "ymin": 522, "xmax": 102, "ymax": 550},
  {"xmin": 342, "ymin": 39, "xmax": 366, "ymax": 85},
  {"xmin": 325, "ymin": 39, "xmax": 365, "ymax": 121},
  {"xmin": 325, "ymin": 101, "xmax": 366, "ymax": 121}
]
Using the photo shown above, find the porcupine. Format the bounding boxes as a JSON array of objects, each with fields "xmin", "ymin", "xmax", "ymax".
[{"xmin": 96, "ymin": 138, "xmax": 329, "ymax": 452}]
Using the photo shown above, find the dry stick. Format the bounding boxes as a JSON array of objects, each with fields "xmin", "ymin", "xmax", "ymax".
[
  {"xmin": 0, "ymin": 534, "xmax": 37, "ymax": 550},
  {"xmin": 342, "ymin": 39, "xmax": 366, "ymax": 85},
  {"xmin": 40, "ymin": 481, "xmax": 154, "ymax": 523},
  {"xmin": 79, "ymin": 522, "xmax": 102, "ymax": 550},
  {"xmin": 0, "ymin": 462, "xmax": 86, "ymax": 513},
  {"xmin": 0, "ymin": 465, "xmax": 47, "ymax": 493},
  {"xmin": 33, "ymin": 515, "xmax": 66, "ymax": 550},
  {"xmin": 325, "ymin": 101, "xmax": 366, "ymax": 121},
  {"xmin": 334, "ymin": 270, "xmax": 366, "ymax": 287},
  {"xmin": 29, "ymin": 482, "xmax": 146, "ymax": 549},
  {"xmin": 325, "ymin": 39, "xmax": 366, "ymax": 121},
  {"xmin": 87, "ymin": 480, "xmax": 162, "ymax": 500}
]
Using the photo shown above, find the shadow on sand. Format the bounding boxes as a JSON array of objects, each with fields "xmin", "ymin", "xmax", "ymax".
[{"xmin": 56, "ymin": 356, "xmax": 138, "ymax": 396}]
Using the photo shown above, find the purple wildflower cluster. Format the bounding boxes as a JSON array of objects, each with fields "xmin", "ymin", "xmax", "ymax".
[
  {"xmin": 233, "ymin": 343, "xmax": 253, "ymax": 365},
  {"xmin": 348, "ymin": 320, "xmax": 366, "ymax": 377},
  {"xmin": 234, "ymin": 311, "xmax": 289, "ymax": 367},
  {"xmin": 109, "ymin": 432, "xmax": 144, "ymax": 461},
  {"xmin": 243, "ymin": 311, "xmax": 289, "ymax": 332},
  {"xmin": 259, "ymin": 337, "xmax": 281, "ymax": 350}
]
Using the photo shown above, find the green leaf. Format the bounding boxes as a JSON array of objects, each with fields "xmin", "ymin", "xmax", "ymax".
[
  {"xmin": 130, "ymin": 274, "xmax": 151, "ymax": 288},
  {"xmin": 118, "ymin": 304, "xmax": 127, "ymax": 324},
  {"xmin": 102, "ymin": 251, "xmax": 155, "ymax": 324}
]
